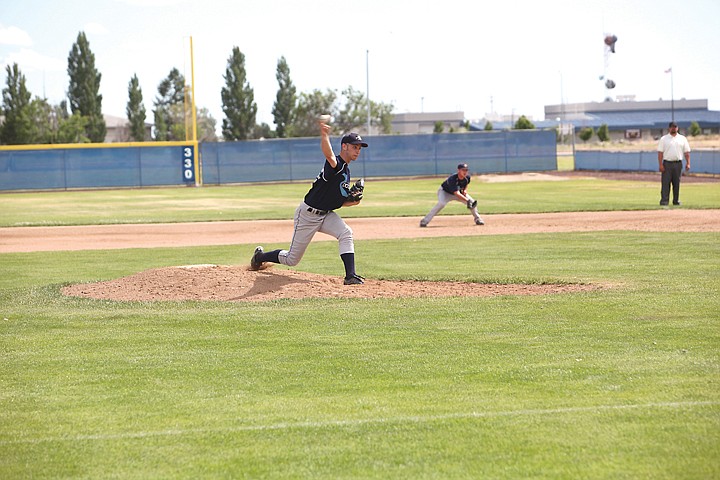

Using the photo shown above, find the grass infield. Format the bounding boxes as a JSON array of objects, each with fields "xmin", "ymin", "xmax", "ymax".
[{"xmin": 1, "ymin": 179, "xmax": 719, "ymax": 478}]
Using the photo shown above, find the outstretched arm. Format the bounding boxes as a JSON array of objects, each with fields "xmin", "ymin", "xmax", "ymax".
[
  {"xmin": 320, "ymin": 123, "xmax": 337, "ymax": 168},
  {"xmin": 454, "ymin": 190, "xmax": 470, "ymax": 202}
]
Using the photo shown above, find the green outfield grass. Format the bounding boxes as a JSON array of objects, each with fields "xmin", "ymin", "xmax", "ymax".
[
  {"xmin": 1, "ymin": 231, "xmax": 719, "ymax": 478},
  {"xmin": 556, "ymin": 153, "xmax": 574, "ymax": 171},
  {"xmin": 1, "ymin": 176, "xmax": 719, "ymax": 227},
  {"xmin": 1, "ymin": 176, "xmax": 719, "ymax": 478}
]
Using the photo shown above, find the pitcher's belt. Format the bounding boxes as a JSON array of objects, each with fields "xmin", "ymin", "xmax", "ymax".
[{"xmin": 306, "ymin": 207, "xmax": 328, "ymax": 215}]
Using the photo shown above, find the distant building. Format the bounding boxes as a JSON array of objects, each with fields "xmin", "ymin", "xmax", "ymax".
[
  {"xmin": 391, "ymin": 111, "xmax": 465, "ymax": 134},
  {"xmin": 544, "ymin": 98, "xmax": 720, "ymax": 141},
  {"xmin": 392, "ymin": 99, "xmax": 720, "ymax": 141},
  {"xmin": 103, "ymin": 114, "xmax": 152, "ymax": 143}
]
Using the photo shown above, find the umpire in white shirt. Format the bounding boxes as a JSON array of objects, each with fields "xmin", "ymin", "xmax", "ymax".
[{"xmin": 657, "ymin": 121, "xmax": 691, "ymax": 206}]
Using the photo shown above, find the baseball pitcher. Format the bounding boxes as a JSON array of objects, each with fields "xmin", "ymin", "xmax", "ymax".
[{"xmin": 250, "ymin": 121, "xmax": 366, "ymax": 285}]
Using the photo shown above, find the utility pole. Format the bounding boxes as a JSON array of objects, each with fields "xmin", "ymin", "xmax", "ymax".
[
  {"xmin": 366, "ymin": 50, "xmax": 370, "ymax": 136},
  {"xmin": 666, "ymin": 67, "xmax": 674, "ymax": 122},
  {"xmin": 670, "ymin": 68, "xmax": 675, "ymax": 123}
]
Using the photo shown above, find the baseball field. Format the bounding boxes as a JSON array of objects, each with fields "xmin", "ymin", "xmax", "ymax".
[{"xmin": 1, "ymin": 172, "xmax": 719, "ymax": 478}]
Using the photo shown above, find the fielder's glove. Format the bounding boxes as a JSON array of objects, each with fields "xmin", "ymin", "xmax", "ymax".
[
  {"xmin": 347, "ymin": 178, "xmax": 364, "ymax": 202},
  {"xmin": 466, "ymin": 198, "xmax": 477, "ymax": 209}
]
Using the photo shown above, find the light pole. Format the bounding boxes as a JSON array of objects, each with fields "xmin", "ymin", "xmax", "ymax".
[
  {"xmin": 670, "ymin": 69, "xmax": 675, "ymax": 123},
  {"xmin": 366, "ymin": 50, "xmax": 370, "ymax": 136},
  {"xmin": 666, "ymin": 67, "xmax": 674, "ymax": 122}
]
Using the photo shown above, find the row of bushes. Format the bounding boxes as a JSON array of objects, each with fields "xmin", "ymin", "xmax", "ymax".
[{"xmin": 577, "ymin": 121, "xmax": 704, "ymax": 143}]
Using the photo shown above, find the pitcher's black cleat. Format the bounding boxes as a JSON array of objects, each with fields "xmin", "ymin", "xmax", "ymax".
[
  {"xmin": 343, "ymin": 274, "xmax": 365, "ymax": 285},
  {"xmin": 250, "ymin": 246, "xmax": 264, "ymax": 270}
]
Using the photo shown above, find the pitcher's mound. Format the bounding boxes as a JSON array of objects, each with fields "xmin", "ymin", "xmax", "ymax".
[{"xmin": 62, "ymin": 265, "xmax": 596, "ymax": 302}]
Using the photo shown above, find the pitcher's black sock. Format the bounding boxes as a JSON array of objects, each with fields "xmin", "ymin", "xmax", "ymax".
[
  {"xmin": 261, "ymin": 249, "xmax": 281, "ymax": 264},
  {"xmin": 340, "ymin": 252, "xmax": 355, "ymax": 278}
]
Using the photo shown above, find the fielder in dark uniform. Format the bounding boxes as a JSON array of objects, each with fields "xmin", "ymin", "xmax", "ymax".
[
  {"xmin": 420, "ymin": 163, "xmax": 484, "ymax": 227},
  {"xmin": 250, "ymin": 122, "xmax": 367, "ymax": 285}
]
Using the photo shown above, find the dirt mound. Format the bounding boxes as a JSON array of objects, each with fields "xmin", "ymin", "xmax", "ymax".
[{"xmin": 62, "ymin": 265, "xmax": 596, "ymax": 302}]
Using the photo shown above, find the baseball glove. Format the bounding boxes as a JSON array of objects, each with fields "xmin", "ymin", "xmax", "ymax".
[
  {"xmin": 347, "ymin": 178, "xmax": 364, "ymax": 202},
  {"xmin": 466, "ymin": 198, "xmax": 477, "ymax": 209}
]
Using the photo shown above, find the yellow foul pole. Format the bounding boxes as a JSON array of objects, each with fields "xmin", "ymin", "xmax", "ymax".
[
  {"xmin": 190, "ymin": 36, "xmax": 198, "ymax": 143},
  {"xmin": 189, "ymin": 36, "xmax": 201, "ymax": 185}
]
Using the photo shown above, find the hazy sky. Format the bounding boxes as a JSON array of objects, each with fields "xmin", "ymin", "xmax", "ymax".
[{"xmin": 2, "ymin": 0, "xmax": 719, "ymax": 130}]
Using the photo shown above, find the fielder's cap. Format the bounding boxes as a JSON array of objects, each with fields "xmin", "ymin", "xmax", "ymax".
[
  {"xmin": 457, "ymin": 163, "xmax": 469, "ymax": 169},
  {"xmin": 341, "ymin": 132, "xmax": 368, "ymax": 147},
  {"xmin": 668, "ymin": 121, "xmax": 678, "ymax": 127}
]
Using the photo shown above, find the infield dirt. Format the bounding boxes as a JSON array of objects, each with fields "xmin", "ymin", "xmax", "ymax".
[{"xmin": 7, "ymin": 170, "xmax": 718, "ymax": 302}]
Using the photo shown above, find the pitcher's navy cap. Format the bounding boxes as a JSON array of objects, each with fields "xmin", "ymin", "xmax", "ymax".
[
  {"xmin": 458, "ymin": 163, "xmax": 469, "ymax": 169},
  {"xmin": 341, "ymin": 132, "xmax": 368, "ymax": 147}
]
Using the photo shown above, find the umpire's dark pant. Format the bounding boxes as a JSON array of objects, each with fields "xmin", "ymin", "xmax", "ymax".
[{"xmin": 660, "ymin": 160, "xmax": 683, "ymax": 205}]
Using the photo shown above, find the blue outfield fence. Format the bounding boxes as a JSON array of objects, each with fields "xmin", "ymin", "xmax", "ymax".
[
  {"xmin": 575, "ymin": 149, "xmax": 720, "ymax": 174},
  {"xmin": 0, "ymin": 144, "xmax": 194, "ymax": 191},
  {"xmin": 200, "ymin": 130, "xmax": 558, "ymax": 184},
  {"xmin": 0, "ymin": 130, "xmax": 556, "ymax": 191}
]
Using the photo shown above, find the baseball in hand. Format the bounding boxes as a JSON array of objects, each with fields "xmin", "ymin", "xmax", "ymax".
[{"xmin": 318, "ymin": 114, "xmax": 332, "ymax": 124}]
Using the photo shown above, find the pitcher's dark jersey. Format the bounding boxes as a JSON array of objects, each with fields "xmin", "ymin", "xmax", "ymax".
[
  {"xmin": 441, "ymin": 173, "xmax": 471, "ymax": 194},
  {"xmin": 304, "ymin": 154, "xmax": 351, "ymax": 211}
]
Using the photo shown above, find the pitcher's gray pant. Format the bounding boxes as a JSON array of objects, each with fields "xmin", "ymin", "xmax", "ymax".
[
  {"xmin": 421, "ymin": 188, "xmax": 482, "ymax": 225},
  {"xmin": 278, "ymin": 202, "xmax": 354, "ymax": 266}
]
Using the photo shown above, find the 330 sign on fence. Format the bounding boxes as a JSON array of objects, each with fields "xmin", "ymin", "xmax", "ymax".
[{"xmin": 182, "ymin": 146, "xmax": 195, "ymax": 183}]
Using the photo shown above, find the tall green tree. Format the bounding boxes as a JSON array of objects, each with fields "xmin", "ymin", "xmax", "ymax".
[
  {"xmin": 126, "ymin": 74, "xmax": 147, "ymax": 141},
  {"xmin": 272, "ymin": 56, "xmax": 296, "ymax": 138},
  {"xmin": 221, "ymin": 47, "xmax": 257, "ymax": 141},
  {"xmin": 152, "ymin": 68, "xmax": 185, "ymax": 141},
  {"xmin": 0, "ymin": 63, "xmax": 33, "ymax": 144},
  {"xmin": 67, "ymin": 31, "xmax": 106, "ymax": 142}
]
